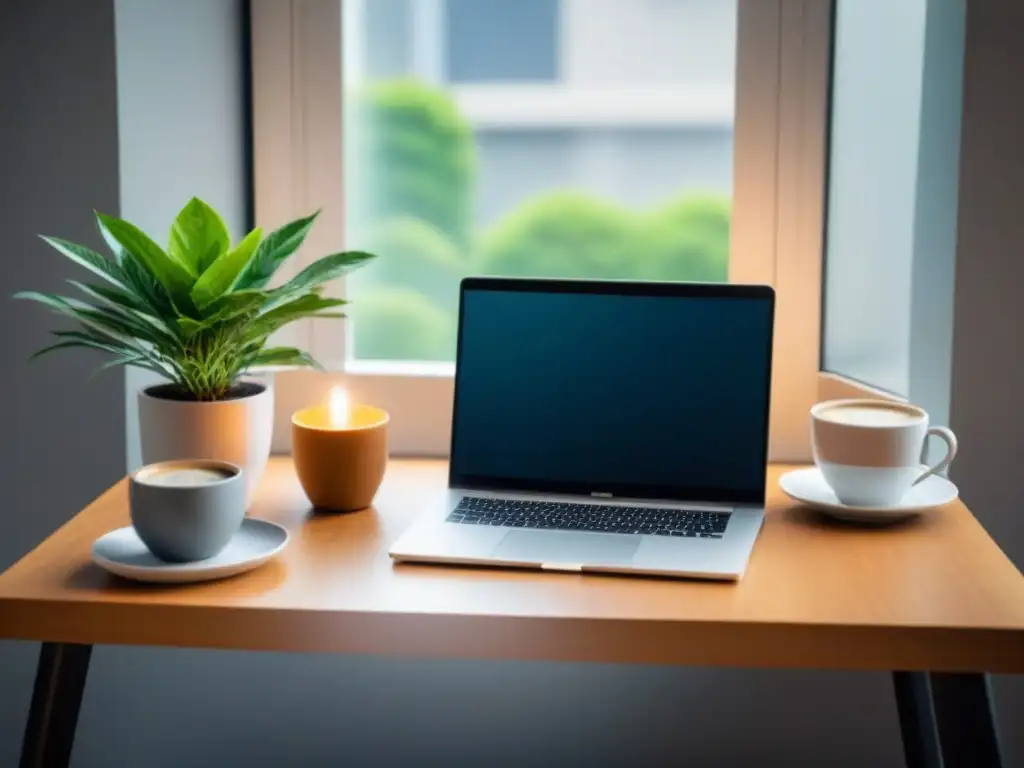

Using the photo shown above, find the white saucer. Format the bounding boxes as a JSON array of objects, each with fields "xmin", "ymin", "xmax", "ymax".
[
  {"xmin": 778, "ymin": 467, "xmax": 959, "ymax": 523},
  {"xmin": 92, "ymin": 518, "xmax": 289, "ymax": 583}
]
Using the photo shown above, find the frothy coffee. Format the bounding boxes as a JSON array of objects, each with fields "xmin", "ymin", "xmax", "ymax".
[
  {"xmin": 816, "ymin": 403, "xmax": 920, "ymax": 427},
  {"xmin": 138, "ymin": 467, "xmax": 234, "ymax": 487}
]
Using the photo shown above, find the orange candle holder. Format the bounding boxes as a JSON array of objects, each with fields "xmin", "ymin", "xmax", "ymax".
[{"xmin": 291, "ymin": 403, "xmax": 389, "ymax": 511}]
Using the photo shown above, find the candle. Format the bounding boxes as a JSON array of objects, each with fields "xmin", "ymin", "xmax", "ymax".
[
  {"xmin": 328, "ymin": 385, "xmax": 351, "ymax": 428},
  {"xmin": 291, "ymin": 387, "xmax": 389, "ymax": 511}
]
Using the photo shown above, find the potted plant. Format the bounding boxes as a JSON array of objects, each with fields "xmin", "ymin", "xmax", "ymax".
[{"xmin": 16, "ymin": 197, "xmax": 374, "ymax": 504}]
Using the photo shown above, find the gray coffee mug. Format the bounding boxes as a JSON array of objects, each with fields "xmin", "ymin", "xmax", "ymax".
[{"xmin": 129, "ymin": 460, "xmax": 245, "ymax": 562}]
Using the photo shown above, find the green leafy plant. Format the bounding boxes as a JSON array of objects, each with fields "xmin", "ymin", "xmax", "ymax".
[
  {"xmin": 351, "ymin": 287, "xmax": 455, "ymax": 362},
  {"xmin": 347, "ymin": 79, "xmax": 476, "ymax": 249},
  {"xmin": 479, "ymin": 191, "xmax": 639, "ymax": 279},
  {"xmin": 642, "ymin": 194, "xmax": 730, "ymax": 283},
  {"xmin": 480, "ymin": 190, "xmax": 730, "ymax": 283},
  {"xmin": 348, "ymin": 216, "xmax": 467, "ymax": 310},
  {"xmin": 16, "ymin": 197, "xmax": 375, "ymax": 400}
]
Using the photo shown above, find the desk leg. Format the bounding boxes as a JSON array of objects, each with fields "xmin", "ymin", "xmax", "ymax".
[
  {"xmin": 20, "ymin": 642, "xmax": 92, "ymax": 768},
  {"xmin": 893, "ymin": 671, "xmax": 942, "ymax": 768},
  {"xmin": 929, "ymin": 672, "xmax": 1003, "ymax": 768},
  {"xmin": 893, "ymin": 671, "xmax": 1004, "ymax": 768}
]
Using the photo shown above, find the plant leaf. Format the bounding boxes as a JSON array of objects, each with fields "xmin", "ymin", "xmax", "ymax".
[
  {"xmin": 233, "ymin": 211, "xmax": 319, "ymax": 290},
  {"xmin": 29, "ymin": 337, "xmax": 157, "ymax": 381},
  {"xmin": 69, "ymin": 281, "xmax": 182, "ymax": 349},
  {"xmin": 92, "ymin": 350, "xmax": 175, "ymax": 380},
  {"xmin": 176, "ymin": 316, "xmax": 204, "ymax": 338},
  {"xmin": 28, "ymin": 339, "xmax": 94, "ymax": 361},
  {"xmin": 75, "ymin": 307, "xmax": 163, "ymax": 346},
  {"xmin": 39, "ymin": 236, "xmax": 126, "ymax": 287},
  {"xmin": 72, "ymin": 280, "xmax": 150, "ymax": 316},
  {"xmin": 15, "ymin": 291, "xmax": 173, "ymax": 354},
  {"xmin": 93, "ymin": 352, "xmax": 150, "ymax": 376},
  {"xmin": 203, "ymin": 289, "xmax": 270, "ymax": 319},
  {"xmin": 248, "ymin": 293, "xmax": 347, "ymax": 338},
  {"xmin": 38, "ymin": 331, "xmax": 172, "ymax": 380},
  {"xmin": 53, "ymin": 330, "xmax": 176, "ymax": 378},
  {"xmin": 14, "ymin": 290, "xmax": 86, "ymax": 314},
  {"xmin": 245, "ymin": 346, "xmax": 321, "ymax": 369},
  {"xmin": 96, "ymin": 213, "xmax": 197, "ymax": 305},
  {"xmin": 121, "ymin": 253, "xmax": 174, "ymax": 315},
  {"xmin": 50, "ymin": 330, "xmax": 138, "ymax": 358},
  {"xmin": 267, "ymin": 250, "xmax": 375, "ymax": 308},
  {"xmin": 168, "ymin": 197, "xmax": 231, "ymax": 275},
  {"xmin": 69, "ymin": 291, "xmax": 182, "ymax": 349},
  {"xmin": 176, "ymin": 290, "xmax": 270, "ymax": 340},
  {"xmin": 190, "ymin": 227, "xmax": 263, "ymax": 309}
]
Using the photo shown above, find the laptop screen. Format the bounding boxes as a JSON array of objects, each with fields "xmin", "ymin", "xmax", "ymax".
[{"xmin": 449, "ymin": 279, "xmax": 775, "ymax": 504}]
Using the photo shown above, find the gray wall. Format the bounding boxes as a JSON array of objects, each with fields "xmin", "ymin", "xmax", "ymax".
[
  {"xmin": 3, "ymin": 1, "xmax": 1023, "ymax": 766},
  {"xmin": 949, "ymin": 0, "xmax": 1024, "ymax": 761},
  {"xmin": 0, "ymin": 1, "xmax": 125, "ymax": 766}
]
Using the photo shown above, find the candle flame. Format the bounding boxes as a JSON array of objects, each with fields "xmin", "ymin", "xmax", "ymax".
[{"xmin": 328, "ymin": 386, "xmax": 350, "ymax": 428}]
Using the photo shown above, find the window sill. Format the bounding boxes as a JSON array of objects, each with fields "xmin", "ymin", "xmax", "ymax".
[{"xmin": 271, "ymin": 368, "xmax": 455, "ymax": 457}]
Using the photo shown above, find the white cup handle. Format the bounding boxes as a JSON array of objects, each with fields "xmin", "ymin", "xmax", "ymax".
[{"xmin": 914, "ymin": 426, "xmax": 958, "ymax": 485}]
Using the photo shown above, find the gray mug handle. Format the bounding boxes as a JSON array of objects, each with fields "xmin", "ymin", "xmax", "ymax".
[{"xmin": 914, "ymin": 426, "xmax": 958, "ymax": 485}]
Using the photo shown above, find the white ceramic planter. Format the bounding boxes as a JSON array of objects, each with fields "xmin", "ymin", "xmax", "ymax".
[{"xmin": 138, "ymin": 379, "xmax": 274, "ymax": 507}]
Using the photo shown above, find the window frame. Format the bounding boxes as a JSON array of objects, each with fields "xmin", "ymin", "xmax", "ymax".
[{"xmin": 251, "ymin": 0, "xmax": 833, "ymax": 462}]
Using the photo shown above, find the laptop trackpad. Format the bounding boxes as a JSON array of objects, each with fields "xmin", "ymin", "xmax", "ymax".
[{"xmin": 492, "ymin": 530, "xmax": 640, "ymax": 565}]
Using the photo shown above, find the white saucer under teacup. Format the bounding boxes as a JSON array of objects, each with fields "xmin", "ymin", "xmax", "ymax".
[
  {"xmin": 792, "ymin": 397, "xmax": 960, "ymax": 523},
  {"xmin": 779, "ymin": 466, "xmax": 958, "ymax": 523},
  {"xmin": 92, "ymin": 518, "xmax": 289, "ymax": 583}
]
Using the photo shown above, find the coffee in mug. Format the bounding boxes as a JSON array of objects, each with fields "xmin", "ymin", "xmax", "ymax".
[
  {"xmin": 130, "ymin": 459, "xmax": 245, "ymax": 562},
  {"xmin": 810, "ymin": 399, "xmax": 957, "ymax": 507}
]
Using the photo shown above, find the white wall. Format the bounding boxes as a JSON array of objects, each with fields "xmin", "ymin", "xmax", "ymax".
[{"xmin": 115, "ymin": 0, "xmax": 249, "ymax": 470}]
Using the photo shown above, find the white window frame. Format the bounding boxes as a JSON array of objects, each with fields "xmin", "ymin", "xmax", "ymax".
[{"xmin": 252, "ymin": 0, "xmax": 832, "ymax": 462}]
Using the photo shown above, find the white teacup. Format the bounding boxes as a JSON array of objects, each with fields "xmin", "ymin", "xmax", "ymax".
[{"xmin": 810, "ymin": 399, "xmax": 957, "ymax": 507}]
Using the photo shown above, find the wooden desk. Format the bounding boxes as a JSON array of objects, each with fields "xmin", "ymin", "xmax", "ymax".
[{"xmin": 2, "ymin": 459, "xmax": 1023, "ymax": 768}]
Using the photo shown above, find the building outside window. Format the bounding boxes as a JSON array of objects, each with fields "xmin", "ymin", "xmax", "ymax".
[{"xmin": 345, "ymin": 0, "xmax": 737, "ymax": 363}]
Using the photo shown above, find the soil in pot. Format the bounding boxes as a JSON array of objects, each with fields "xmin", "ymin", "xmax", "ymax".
[{"xmin": 145, "ymin": 381, "xmax": 266, "ymax": 402}]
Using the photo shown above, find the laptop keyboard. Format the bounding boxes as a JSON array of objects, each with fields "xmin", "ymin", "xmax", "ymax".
[{"xmin": 447, "ymin": 497, "xmax": 730, "ymax": 538}]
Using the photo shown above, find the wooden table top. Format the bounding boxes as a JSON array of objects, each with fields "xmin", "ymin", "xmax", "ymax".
[{"xmin": 1, "ymin": 458, "xmax": 1023, "ymax": 673}]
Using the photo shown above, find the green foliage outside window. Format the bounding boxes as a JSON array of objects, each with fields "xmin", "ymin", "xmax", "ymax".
[
  {"xmin": 351, "ymin": 287, "xmax": 456, "ymax": 362},
  {"xmin": 349, "ymin": 80, "xmax": 732, "ymax": 361},
  {"xmin": 348, "ymin": 216, "xmax": 467, "ymax": 311},
  {"xmin": 347, "ymin": 80, "xmax": 476, "ymax": 250},
  {"xmin": 641, "ymin": 195, "xmax": 730, "ymax": 283},
  {"xmin": 480, "ymin": 192, "xmax": 639, "ymax": 279}
]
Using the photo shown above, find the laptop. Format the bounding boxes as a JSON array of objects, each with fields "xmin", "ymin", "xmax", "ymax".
[{"xmin": 389, "ymin": 277, "xmax": 775, "ymax": 581}]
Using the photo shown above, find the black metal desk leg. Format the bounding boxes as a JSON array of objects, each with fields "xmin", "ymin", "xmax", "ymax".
[
  {"xmin": 930, "ymin": 672, "xmax": 1003, "ymax": 768},
  {"xmin": 20, "ymin": 642, "xmax": 93, "ymax": 768},
  {"xmin": 893, "ymin": 671, "xmax": 943, "ymax": 768}
]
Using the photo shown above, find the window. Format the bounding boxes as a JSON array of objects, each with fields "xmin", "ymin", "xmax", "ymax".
[
  {"xmin": 252, "ymin": 0, "xmax": 831, "ymax": 460},
  {"xmin": 345, "ymin": 0, "xmax": 735, "ymax": 363},
  {"xmin": 820, "ymin": 0, "xmax": 963, "ymax": 411},
  {"xmin": 823, "ymin": 0, "xmax": 926, "ymax": 396}
]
